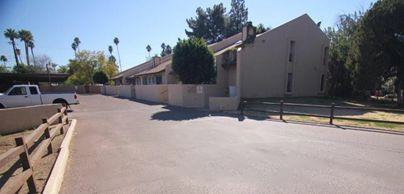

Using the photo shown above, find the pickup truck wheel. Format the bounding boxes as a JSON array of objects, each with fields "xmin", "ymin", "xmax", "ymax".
[
  {"xmin": 53, "ymin": 99, "xmax": 68, "ymax": 108},
  {"xmin": 0, "ymin": 104, "xmax": 4, "ymax": 109}
]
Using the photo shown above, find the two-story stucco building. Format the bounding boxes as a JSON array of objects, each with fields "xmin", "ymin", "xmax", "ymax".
[{"xmin": 111, "ymin": 14, "xmax": 329, "ymax": 110}]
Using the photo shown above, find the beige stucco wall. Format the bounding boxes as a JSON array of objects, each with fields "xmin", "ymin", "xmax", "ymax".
[
  {"xmin": 209, "ymin": 96, "xmax": 239, "ymax": 111},
  {"xmin": 0, "ymin": 104, "xmax": 61, "ymax": 135},
  {"xmin": 104, "ymin": 85, "xmax": 118, "ymax": 96},
  {"xmin": 167, "ymin": 84, "xmax": 224, "ymax": 108},
  {"xmin": 239, "ymin": 14, "xmax": 329, "ymax": 98},
  {"xmin": 168, "ymin": 85, "xmax": 204, "ymax": 108},
  {"xmin": 135, "ymin": 85, "xmax": 168, "ymax": 103},
  {"xmin": 118, "ymin": 85, "xmax": 135, "ymax": 98}
]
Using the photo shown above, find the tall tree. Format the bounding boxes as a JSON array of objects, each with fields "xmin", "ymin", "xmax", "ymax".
[
  {"xmin": 0, "ymin": 55, "xmax": 8, "ymax": 73},
  {"xmin": 113, "ymin": 37, "xmax": 122, "ymax": 72},
  {"xmin": 66, "ymin": 50, "xmax": 118, "ymax": 85},
  {"xmin": 108, "ymin": 45, "xmax": 113, "ymax": 55},
  {"xmin": 349, "ymin": 0, "xmax": 404, "ymax": 104},
  {"xmin": 255, "ymin": 23, "xmax": 269, "ymax": 34},
  {"xmin": 0, "ymin": 55, "xmax": 7, "ymax": 66},
  {"xmin": 160, "ymin": 43, "xmax": 172, "ymax": 57},
  {"xmin": 4, "ymin": 29, "xmax": 20, "ymax": 66},
  {"xmin": 16, "ymin": 48, "xmax": 23, "ymax": 64},
  {"xmin": 18, "ymin": 30, "xmax": 33, "ymax": 66},
  {"xmin": 32, "ymin": 54, "xmax": 53, "ymax": 73},
  {"xmin": 165, "ymin": 45, "xmax": 172, "ymax": 55},
  {"xmin": 28, "ymin": 41, "xmax": 36, "ymax": 65},
  {"xmin": 325, "ymin": 13, "xmax": 362, "ymax": 97},
  {"xmin": 57, "ymin": 65, "xmax": 69, "ymax": 73},
  {"xmin": 186, "ymin": 4, "xmax": 227, "ymax": 43},
  {"xmin": 161, "ymin": 43, "xmax": 166, "ymax": 56},
  {"xmin": 146, "ymin": 45, "xmax": 152, "ymax": 57},
  {"xmin": 71, "ymin": 42, "xmax": 78, "ymax": 57},
  {"xmin": 74, "ymin": 37, "xmax": 81, "ymax": 52},
  {"xmin": 227, "ymin": 0, "xmax": 248, "ymax": 37}
]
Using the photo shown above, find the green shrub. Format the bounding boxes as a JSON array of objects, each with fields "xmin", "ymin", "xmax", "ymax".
[
  {"xmin": 93, "ymin": 71, "xmax": 109, "ymax": 84},
  {"xmin": 172, "ymin": 38, "xmax": 216, "ymax": 84}
]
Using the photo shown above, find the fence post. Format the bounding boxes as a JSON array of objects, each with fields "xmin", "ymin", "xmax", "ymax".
[
  {"xmin": 280, "ymin": 100, "xmax": 284, "ymax": 120},
  {"xmin": 15, "ymin": 137, "xmax": 37, "ymax": 193},
  {"xmin": 63, "ymin": 107, "xmax": 69, "ymax": 125},
  {"xmin": 329, "ymin": 102, "xmax": 335, "ymax": 125},
  {"xmin": 57, "ymin": 108, "xmax": 65, "ymax": 134},
  {"xmin": 42, "ymin": 119, "xmax": 53, "ymax": 154}
]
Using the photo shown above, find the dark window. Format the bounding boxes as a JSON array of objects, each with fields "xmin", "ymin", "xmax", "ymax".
[
  {"xmin": 286, "ymin": 73, "xmax": 293, "ymax": 93},
  {"xmin": 288, "ymin": 41, "xmax": 295, "ymax": 62},
  {"xmin": 320, "ymin": 74, "xmax": 325, "ymax": 91},
  {"xmin": 156, "ymin": 75, "xmax": 162, "ymax": 85},
  {"xmin": 29, "ymin": 87, "xmax": 39, "ymax": 95},
  {"xmin": 323, "ymin": 47, "xmax": 329, "ymax": 65},
  {"xmin": 142, "ymin": 77, "xmax": 148, "ymax": 85},
  {"xmin": 9, "ymin": 87, "xmax": 27, "ymax": 96}
]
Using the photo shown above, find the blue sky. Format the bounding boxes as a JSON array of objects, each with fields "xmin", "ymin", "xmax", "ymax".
[{"xmin": 0, "ymin": 0, "xmax": 375, "ymax": 71}]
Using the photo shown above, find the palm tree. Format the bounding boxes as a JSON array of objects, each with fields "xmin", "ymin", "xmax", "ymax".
[
  {"xmin": 113, "ymin": 37, "xmax": 122, "ymax": 72},
  {"xmin": 4, "ymin": 29, "xmax": 20, "ymax": 66},
  {"xmin": 108, "ymin": 45, "xmax": 113, "ymax": 55},
  {"xmin": 28, "ymin": 41, "xmax": 36, "ymax": 65},
  {"xmin": 146, "ymin": 45, "xmax": 152, "ymax": 57},
  {"xmin": 18, "ymin": 30, "xmax": 33, "ymax": 66},
  {"xmin": 0, "ymin": 55, "xmax": 7, "ymax": 66},
  {"xmin": 161, "ymin": 43, "xmax": 166, "ymax": 57},
  {"xmin": 16, "ymin": 49, "xmax": 23, "ymax": 64},
  {"xmin": 74, "ymin": 37, "xmax": 81, "ymax": 52},
  {"xmin": 71, "ymin": 42, "xmax": 77, "ymax": 57}
]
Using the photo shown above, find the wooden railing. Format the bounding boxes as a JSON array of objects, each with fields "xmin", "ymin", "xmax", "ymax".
[
  {"xmin": 0, "ymin": 107, "xmax": 69, "ymax": 194},
  {"xmin": 241, "ymin": 100, "xmax": 404, "ymax": 126}
]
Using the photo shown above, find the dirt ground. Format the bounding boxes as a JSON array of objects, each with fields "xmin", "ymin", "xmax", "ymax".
[{"xmin": 0, "ymin": 125, "xmax": 68, "ymax": 193}]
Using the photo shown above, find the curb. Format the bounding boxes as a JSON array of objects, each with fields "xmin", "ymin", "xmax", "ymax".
[{"xmin": 43, "ymin": 119, "xmax": 77, "ymax": 194}]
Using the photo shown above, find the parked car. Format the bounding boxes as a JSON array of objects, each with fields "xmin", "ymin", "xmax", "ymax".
[{"xmin": 0, "ymin": 85, "xmax": 79, "ymax": 109}]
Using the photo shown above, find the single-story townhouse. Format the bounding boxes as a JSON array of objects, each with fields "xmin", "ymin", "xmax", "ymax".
[{"xmin": 111, "ymin": 14, "xmax": 329, "ymax": 110}]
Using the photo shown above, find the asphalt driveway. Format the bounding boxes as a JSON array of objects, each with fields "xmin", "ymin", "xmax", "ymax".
[{"xmin": 61, "ymin": 95, "xmax": 404, "ymax": 193}]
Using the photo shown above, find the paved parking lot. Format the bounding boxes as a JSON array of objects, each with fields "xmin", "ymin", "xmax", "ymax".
[{"xmin": 61, "ymin": 95, "xmax": 404, "ymax": 193}]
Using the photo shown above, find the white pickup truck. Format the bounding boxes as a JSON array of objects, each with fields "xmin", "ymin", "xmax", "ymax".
[{"xmin": 0, "ymin": 85, "xmax": 79, "ymax": 109}]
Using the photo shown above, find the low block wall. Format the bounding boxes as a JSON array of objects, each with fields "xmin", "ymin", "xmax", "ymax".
[
  {"xmin": 104, "ymin": 85, "xmax": 118, "ymax": 96},
  {"xmin": 168, "ymin": 84, "xmax": 224, "ymax": 108},
  {"xmin": 0, "ymin": 104, "xmax": 61, "ymax": 135},
  {"xmin": 209, "ymin": 96, "xmax": 239, "ymax": 111},
  {"xmin": 118, "ymin": 85, "xmax": 134, "ymax": 98},
  {"xmin": 135, "ymin": 85, "xmax": 168, "ymax": 103}
]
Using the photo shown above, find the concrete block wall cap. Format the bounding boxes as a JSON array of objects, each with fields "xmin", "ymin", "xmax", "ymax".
[{"xmin": 43, "ymin": 119, "xmax": 77, "ymax": 194}]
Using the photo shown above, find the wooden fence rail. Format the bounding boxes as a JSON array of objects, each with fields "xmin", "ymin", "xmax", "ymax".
[
  {"xmin": 0, "ymin": 107, "xmax": 69, "ymax": 194},
  {"xmin": 242, "ymin": 100, "xmax": 404, "ymax": 127}
]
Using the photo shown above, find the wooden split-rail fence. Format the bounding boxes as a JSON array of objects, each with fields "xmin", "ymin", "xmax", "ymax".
[{"xmin": 0, "ymin": 107, "xmax": 69, "ymax": 194}]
